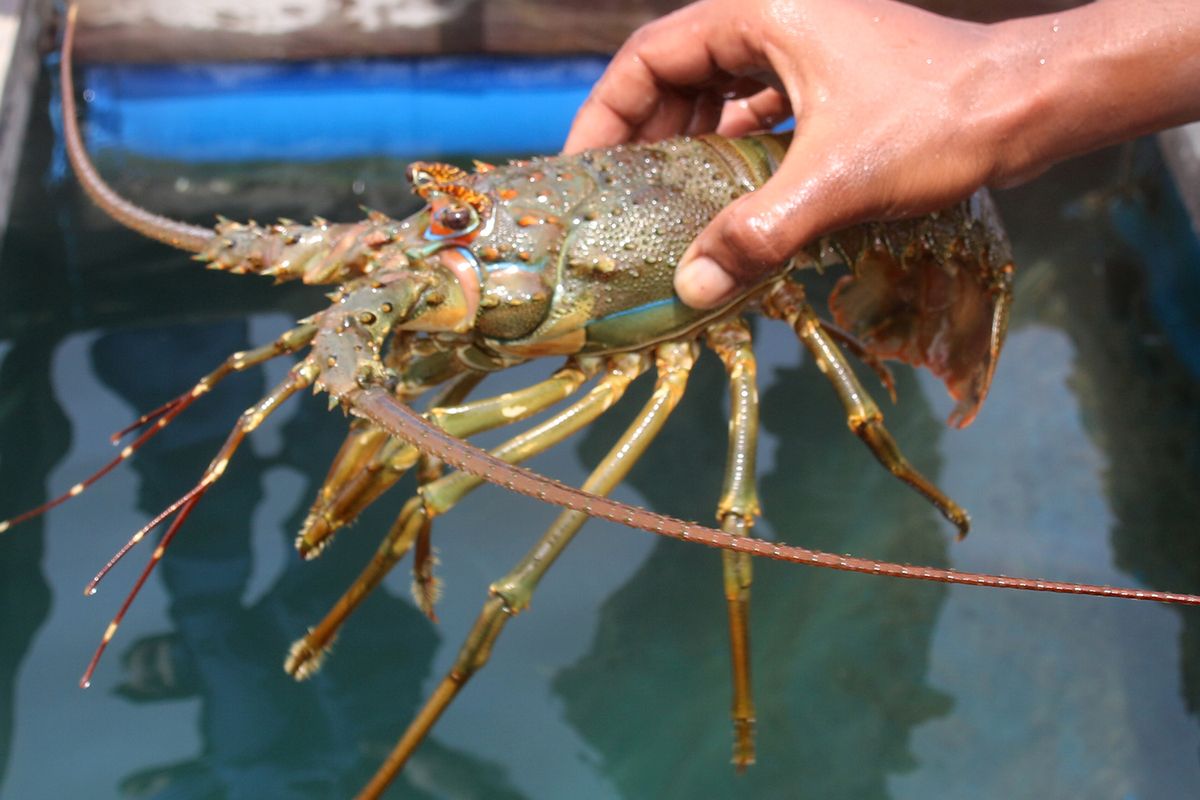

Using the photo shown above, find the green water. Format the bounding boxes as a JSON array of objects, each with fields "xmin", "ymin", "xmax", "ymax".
[{"xmin": 2, "ymin": 79, "xmax": 1200, "ymax": 800}]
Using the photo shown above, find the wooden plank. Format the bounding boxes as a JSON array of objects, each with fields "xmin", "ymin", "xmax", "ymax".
[
  {"xmin": 70, "ymin": 0, "xmax": 1087, "ymax": 63},
  {"xmin": 0, "ymin": 0, "xmax": 50, "ymax": 244},
  {"xmin": 1159, "ymin": 124, "xmax": 1200, "ymax": 238},
  {"xmin": 71, "ymin": 0, "xmax": 688, "ymax": 62}
]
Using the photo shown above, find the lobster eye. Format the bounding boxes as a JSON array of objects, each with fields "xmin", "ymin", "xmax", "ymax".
[{"xmin": 434, "ymin": 203, "xmax": 477, "ymax": 233}]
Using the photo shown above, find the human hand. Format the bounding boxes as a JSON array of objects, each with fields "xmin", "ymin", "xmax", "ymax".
[
  {"xmin": 565, "ymin": 0, "xmax": 1200, "ymax": 309},
  {"xmin": 565, "ymin": 0, "xmax": 1017, "ymax": 308}
]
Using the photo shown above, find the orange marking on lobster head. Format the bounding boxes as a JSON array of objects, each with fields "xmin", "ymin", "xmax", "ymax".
[{"xmin": 406, "ymin": 161, "xmax": 469, "ymax": 193}]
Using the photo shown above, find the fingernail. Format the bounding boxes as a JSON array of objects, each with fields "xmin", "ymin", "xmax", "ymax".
[{"xmin": 675, "ymin": 256, "xmax": 738, "ymax": 309}]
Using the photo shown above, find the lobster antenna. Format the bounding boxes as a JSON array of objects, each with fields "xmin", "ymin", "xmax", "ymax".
[
  {"xmin": 60, "ymin": 3, "xmax": 213, "ymax": 252},
  {"xmin": 350, "ymin": 386, "xmax": 1200, "ymax": 607}
]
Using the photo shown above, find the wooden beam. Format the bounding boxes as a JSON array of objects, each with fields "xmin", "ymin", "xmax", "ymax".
[
  {"xmin": 0, "ymin": 0, "xmax": 51, "ymax": 245},
  {"xmin": 68, "ymin": 0, "xmax": 1087, "ymax": 63}
]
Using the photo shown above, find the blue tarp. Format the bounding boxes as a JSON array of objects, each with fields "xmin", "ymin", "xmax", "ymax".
[{"xmin": 79, "ymin": 57, "xmax": 608, "ymax": 161}]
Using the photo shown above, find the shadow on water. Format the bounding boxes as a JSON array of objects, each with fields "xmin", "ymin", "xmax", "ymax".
[
  {"xmin": 556, "ymin": 336, "xmax": 953, "ymax": 800},
  {"xmin": 554, "ymin": 146, "xmax": 1200, "ymax": 798},
  {"xmin": 1008, "ymin": 144, "xmax": 1200, "ymax": 708},
  {"xmin": 0, "ymin": 71, "xmax": 526, "ymax": 800},
  {"xmin": 88, "ymin": 323, "xmax": 523, "ymax": 799},
  {"xmin": 0, "ymin": 75, "xmax": 70, "ymax": 795},
  {"xmin": 3, "ymin": 65, "xmax": 1200, "ymax": 800},
  {"xmin": 0, "ymin": 339, "xmax": 62, "ymax": 786}
]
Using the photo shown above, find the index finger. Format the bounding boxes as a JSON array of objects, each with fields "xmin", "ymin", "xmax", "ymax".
[{"xmin": 563, "ymin": 1, "xmax": 762, "ymax": 153}]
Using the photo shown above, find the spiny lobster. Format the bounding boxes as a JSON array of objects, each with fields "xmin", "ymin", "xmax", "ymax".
[{"xmin": 5, "ymin": 6, "xmax": 1200, "ymax": 799}]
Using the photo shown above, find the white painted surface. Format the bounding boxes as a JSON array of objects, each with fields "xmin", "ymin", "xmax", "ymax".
[
  {"xmin": 0, "ymin": 0, "xmax": 46, "ymax": 246},
  {"xmin": 0, "ymin": 1, "xmax": 20, "ymax": 97},
  {"xmin": 1159, "ymin": 122, "xmax": 1200, "ymax": 236},
  {"xmin": 88, "ymin": 0, "xmax": 472, "ymax": 34}
]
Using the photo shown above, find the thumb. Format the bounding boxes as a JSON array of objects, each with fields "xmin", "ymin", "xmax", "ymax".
[{"xmin": 674, "ymin": 145, "xmax": 855, "ymax": 309}]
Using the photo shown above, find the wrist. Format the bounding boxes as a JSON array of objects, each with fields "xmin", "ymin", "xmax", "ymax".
[{"xmin": 978, "ymin": 2, "xmax": 1200, "ymax": 188}]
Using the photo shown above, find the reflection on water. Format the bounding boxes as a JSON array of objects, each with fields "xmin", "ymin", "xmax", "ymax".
[
  {"xmin": 895, "ymin": 327, "xmax": 1200, "ymax": 798},
  {"xmin": 558, "ymin": 349, "xmax": 953, "ymax": 800},
  {"xmin": 2, "ymin": 76, "xmax": 1200, "ymax": 799}
]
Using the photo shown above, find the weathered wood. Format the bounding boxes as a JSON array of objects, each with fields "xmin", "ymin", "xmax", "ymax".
[
  {"xmin": 1159, "ymin": 124, "xmax": 1200, "ymax": 238},
  {"xmin": 70, "ymin": 0, "xmax": 688, "ymax": 62},
  {"xmin": 68, "ymin": 0, "xmax": 1086, "ymax": 63},
  {"xmin": 0, "ymin": 0, "xmax": 51, "ymax": 245}
]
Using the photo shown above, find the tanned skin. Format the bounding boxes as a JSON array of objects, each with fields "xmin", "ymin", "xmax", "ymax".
[{"xmin": 564, "ymin": 0, "xmax": 1200, "ymax": 308}]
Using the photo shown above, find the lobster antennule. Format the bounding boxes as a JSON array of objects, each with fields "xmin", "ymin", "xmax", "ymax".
[
  {"xmin": 80, "ymin": 492, "xmax": 201, "ymax": 689},
  {"xmin": 80, "ymin": 362, "xmax": 316, "ymax": 685},
  {"xmin": 0, "ymin": 391, "xmax": 196, "ymax": 536},
  {"xmin": 0, "ymin": 323, "xmax": 317, "ymax": 536},
  {"xmin": 60, "ymin": 4, "xmax": 212, "ymax": 253},
  {"xmin": 85, "ymin": 484, "xmax": 206, "ymax": 596},
  {"xmin": 110, "ymin": 396, "xmax": 185, "ymax": 444}
]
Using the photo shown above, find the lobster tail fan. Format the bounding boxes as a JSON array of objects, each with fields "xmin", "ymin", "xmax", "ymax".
[{"xmin": 827, "ymin": 191, "xmax": 1015, "ymax": 429}]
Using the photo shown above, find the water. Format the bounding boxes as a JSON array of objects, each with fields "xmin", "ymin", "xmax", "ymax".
[{"xmin": 2, "ymin": 72, "xmax": 1200, "ymax": 800}]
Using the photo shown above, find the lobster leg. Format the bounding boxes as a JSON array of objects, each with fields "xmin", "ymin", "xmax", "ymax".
[
  {"xmin": 765, "ymin": 281, "xmax": 971, "ymax": 537},
  {"xmin": 356, "ymin": 341, "xmax": 697, "ymax": 800},
  {"xmin": 818, "ymin": 319, "xmax": 897, "ymax": 403},
  {"xmin": 706, "ymin": 318, "xmax": 761, "ymax": 769},
  {"xmin": 297, "ymin": 422, "xmax": 397, "ymax": 555},
  {"xmin": 297, "ymin": 359, "xmax": 598, "ymax": 556},
  {"xmin": 298, "ymin": 369, "xmax": 484, "ymax": 555},
  {"xmin": 404, "ymin": 372, "xmax": 488, "ymax": 615},
  {"xmin": 285, "ymin": 354, "xmax": 647, "ymax": 678},
  {"xmin": 405, "ymin": 359, "xmax": 558, "ymax": 614},
  {"xmin": 410, "ymin": 452, "xmax": 445, "ymax": 617}
]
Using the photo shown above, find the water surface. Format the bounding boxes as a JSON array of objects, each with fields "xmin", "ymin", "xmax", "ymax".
[{"xmin": 2, "ymin": 71, "xmax": 1200, "ymax": 800}]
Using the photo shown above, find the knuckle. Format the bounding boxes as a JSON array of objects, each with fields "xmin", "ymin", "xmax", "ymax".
[
  {"xmin": 717, "ymin": 212, "xmax": 793, "ymax": 272},
  {"xmin": 625, "ymin": 24, "xmax": 655, "ymax": 51},
  {"xmin": 616, "ymin": 24, "xmax": 662, "ymax": 70},
  {"xmin": 620, "ymin": 10, "xmax": 689, "ymax": 70}
]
